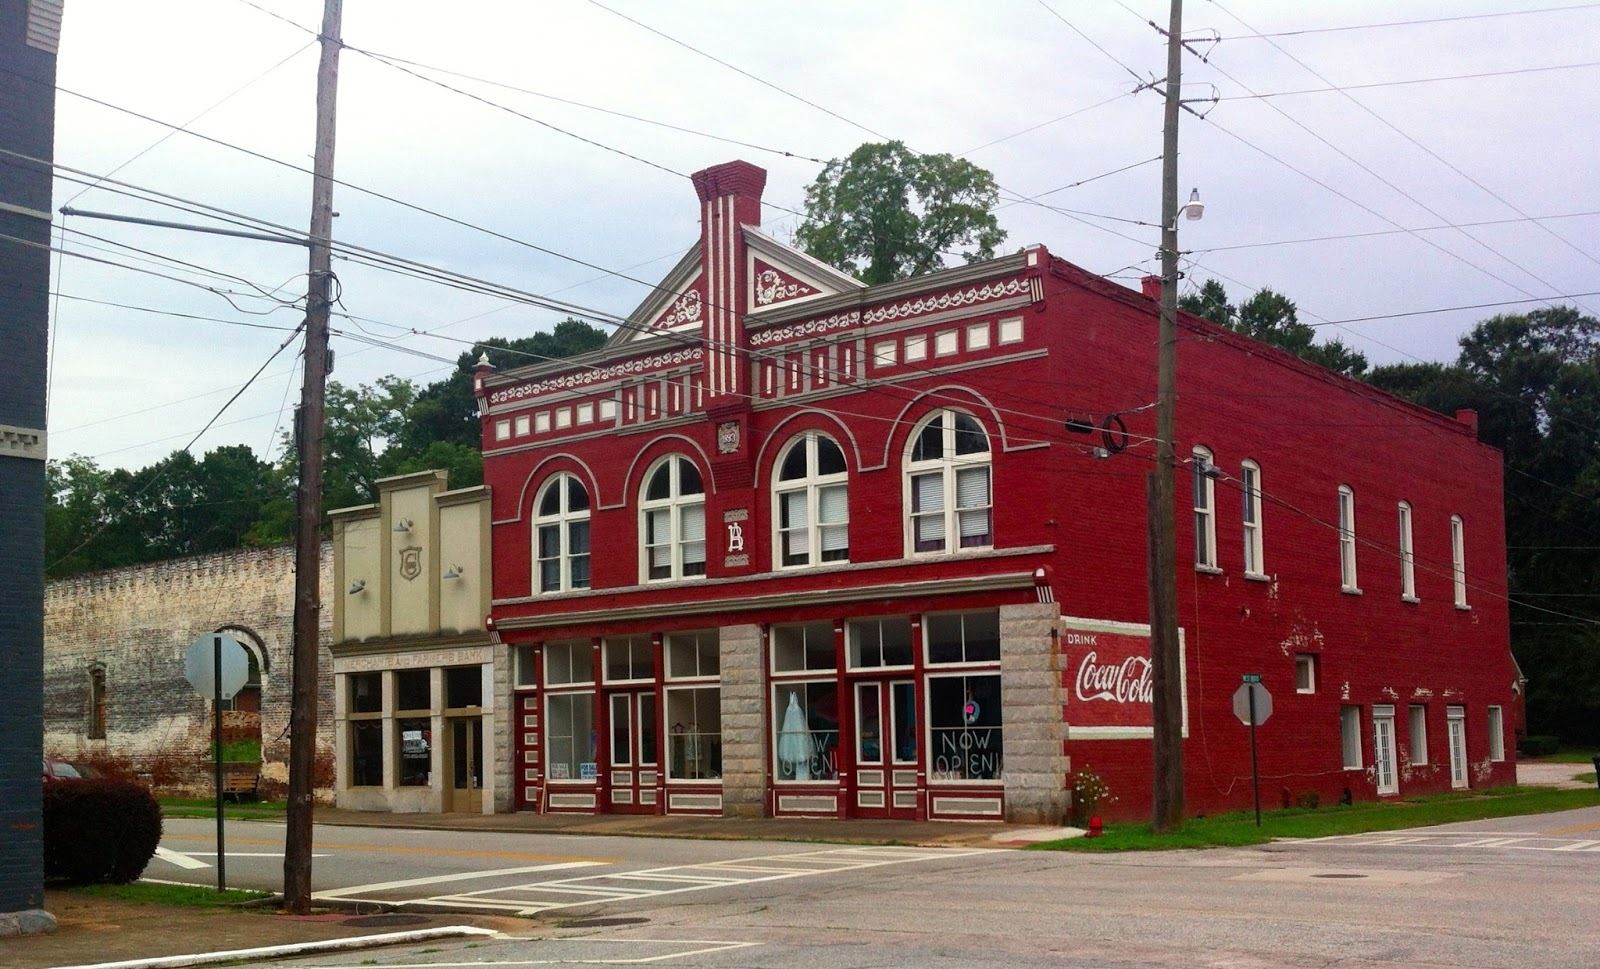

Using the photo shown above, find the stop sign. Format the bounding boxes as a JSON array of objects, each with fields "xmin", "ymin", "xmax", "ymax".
[{"xmin": 1232, "ymin": 681, "xmax": 1273, "ymax": 726}]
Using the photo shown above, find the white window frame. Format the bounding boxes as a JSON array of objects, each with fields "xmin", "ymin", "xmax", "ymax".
[
  {"xmin": 1447, "ymin": 706, "xmax": 1468, "ymax": 789},
  {"xmin": 1487, "ymin": 705, "xmax": 1504, "ymax": 761},
  {"xmin": 904, "ymin": 409, "xmax": 993, "ymax": 556},
  {"xmin": 1408, "ymin": 704, "xmax": 1428, "ymax": 765},
  {"xmin": 1373, "ymin": 705, "xmax": 1399, "ymax": 796},
  {"xmin": 1294, "ymin": 654, "xmax": 1316, "ymax": 694},
  {"xmin": 1338, "ymin": 485, "xmax": 1359, "ymax": 592},
  {"xmin": 1241, "ymin": 459, "xmax": 1263, "ymax": 576},
  {"xmin": 770, "ymin": 678, "xmax": 840, "ymax": 785},
  {"xmin": 1339, "ymin": 705, "xmax": 1362, "ymax": 769},
  {"xmin": 1451, "ymin": 515, "xmax": 1469, "ymax": 608},
  {"xmin": 847, "ymin": 616, "xmax": 915, "ymax": 671},
  {"xmin": 533, "ymin": 473, "xmax": 591, "ymax": 594},
  {"xmin": 772, "ymin": 432, "xmax": 849, "ymax": 570},
  {"xmin": 923, "ymin": 610, "xmax": 1002, "ymax": 668},
  {"xmin": 1398, "ymin": 500, "xmax": 1417, "ymax": 601},
  {"xmin": 769, "ymin": 621, "xmax": 837, "ymax": 675},
  {"xmin": 639, "ymin": 455, "xmax": 707, "ymax": 583},
  {"xmin": 925, "ymin": 670, "xmax": 1004, "ymax": 787},
  {"xmin": 1192, "ymin": 446, "xmax": 1217, "ymax": 570},
  {"xmin": 601, "ymin": 635, "xmax": 654, "ymax": 685},
  {"xmin": 663, "ymin": 630, "xmax": 720, "ymax": 784}
]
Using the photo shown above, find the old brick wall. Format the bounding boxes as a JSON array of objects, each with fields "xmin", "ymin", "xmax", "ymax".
[{"xmin": 42, "ymin": 543, "xmax": 335, "ymax": 797}]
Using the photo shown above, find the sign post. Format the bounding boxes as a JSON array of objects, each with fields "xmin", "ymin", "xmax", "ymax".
[
  {"xmin": 184, "ymin": 632, "xmax": 249, "ymax": 892},
  {"xmin": 1232, "ymin": 675, "xmax": 1273, "ymax": 827}
]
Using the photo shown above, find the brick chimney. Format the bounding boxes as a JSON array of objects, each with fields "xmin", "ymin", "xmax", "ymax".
[
  {"xmin": 1455, "ymin": 408, "xmax": 1479, "ymax": 437},
  {"xmin": 691, "ymin": 161, "xmax": 766, "ymax": 403},
  {"xmin": 1141, "ymin": 275, "xmax": 1162, "ymax": 300}
]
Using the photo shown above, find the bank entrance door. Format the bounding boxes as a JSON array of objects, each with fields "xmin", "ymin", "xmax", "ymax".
[
  {"xmin": 852, "ymin": 680, "xmax": 918, "ymax": 818},
  {"xmin": 446, "ymin": 717, "xmax": 484, "ymax": 813},
  {"xmin": 607, "ymin": 691, "xmax": 659, "ymax": 813}
]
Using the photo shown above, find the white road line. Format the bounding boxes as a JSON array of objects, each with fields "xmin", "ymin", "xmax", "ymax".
[
  {"xmin": 312, "ymin": 861, "xmax": 604, "ymax": 899},
  {"xmin": 290, "ymin": 938, "xmax": 763, "ymax": 967},
  {"xmin": 1553, "ymin": 839, "xmax": 1600, "ymax": 851},
  {"xmin": 153, "ymin": 847, "xmax": 209, "ymax": 870}
]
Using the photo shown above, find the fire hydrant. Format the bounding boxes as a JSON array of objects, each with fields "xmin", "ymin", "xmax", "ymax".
[{"xmin": 1086, "ymin": 815, "xmax": 1104, "ymax": 838}]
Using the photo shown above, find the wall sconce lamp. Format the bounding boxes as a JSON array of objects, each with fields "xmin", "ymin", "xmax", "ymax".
[
  {"xmin": 348, "ymin": 579, "xmax": 366, "ymax": 595},
  {"xmin": 442, "ymin": 565, "xmax": 463, "ymax": 580},
  {"xmin": 392, "ymin": 517, "xmax": 413, "ymax": 534}
]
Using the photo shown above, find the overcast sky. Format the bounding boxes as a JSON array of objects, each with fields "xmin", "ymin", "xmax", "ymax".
[{"xmin": 44, "ymin": 0, "xmax": 1600, "ymax": 470}]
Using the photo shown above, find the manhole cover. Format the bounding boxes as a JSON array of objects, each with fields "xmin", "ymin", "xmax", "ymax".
[
  {"xmin": 560, "ymin": 916, "xmax": 650, "ymax": 928},
  {"xmin": 1310, "ymin": 873, "xmax": 1368, "ymax": 879},
  {"xmin": 344, "ymin": 914, "xmax": 431, "ymax": 927}
]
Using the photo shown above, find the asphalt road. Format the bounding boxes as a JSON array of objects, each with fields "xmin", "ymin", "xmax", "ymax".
[{"xmin": 157, "ymin": 807, "xmax": 1600, "ymax": 968}]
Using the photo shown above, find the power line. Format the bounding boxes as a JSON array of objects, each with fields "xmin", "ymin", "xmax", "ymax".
[
  {"xmin": 1192, "ymin": 209, "xmax": 1600, "ymax": 255},
  {"xmin": 1308, "ymin": 291, "xmax": 1600, "ymax": 327},
  {"xmin": 1210, "ymin": 3, "xmax": 1600, "ymax": 41},
  {"xmin": 1215, "ymin": 60, "xmax": 1600, "ymax": 101},
  {"xmin": 1207, "ymin": 0, "xmax": 1600, "ymax": 283}
]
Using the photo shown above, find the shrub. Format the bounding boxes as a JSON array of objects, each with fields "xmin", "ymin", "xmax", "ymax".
[
  {"xmin": 1518, "ymin": 735, "xmax": 1560, "ymax": 758},
  {"xmin": 1069, "ymin": 766, "xmax": 1115, "ymax": 826},
  {"xmin": 43, "ymin": 779, "xmax": 162, "ymax": 884},
  {"xmin": 1296, "ymin": 790, "xmax": 1321, "ymax": 810}
]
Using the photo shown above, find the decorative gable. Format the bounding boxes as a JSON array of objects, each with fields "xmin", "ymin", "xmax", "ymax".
[
  {"xmin": 609, "ymin": 244, "xmax": 704, "ymax": 347},
  {"xmin": 744, "ymin": 226, "xmax": 862, "ymax": 314}
]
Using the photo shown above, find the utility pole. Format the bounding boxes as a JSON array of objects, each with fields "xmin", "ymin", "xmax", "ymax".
[
  {"xmin": 1148, "ymin": 0, "xmax": 1185, "ymax": 833},
  {"xmin": 283, "ymin": 0, "xmax": 342, "ymax": 914}
]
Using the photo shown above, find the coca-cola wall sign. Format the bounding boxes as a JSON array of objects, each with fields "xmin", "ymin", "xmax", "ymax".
[{"xmin": 1061, "ymin": 616, "xmax": 1188, "ymax": 740}]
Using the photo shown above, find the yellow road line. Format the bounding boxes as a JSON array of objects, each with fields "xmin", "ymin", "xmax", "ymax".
[{"xmin": 162, "ymin": 834, "xmax": 613, "ymax": 864}]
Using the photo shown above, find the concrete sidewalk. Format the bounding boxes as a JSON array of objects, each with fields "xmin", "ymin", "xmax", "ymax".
[
  {"xmin": 1518, "ymin": 760, "xmax": 1599, "ymax": 790},
  {"xmin": 0, "ymin": 891, "xmax": 521, "ymax": 969}
]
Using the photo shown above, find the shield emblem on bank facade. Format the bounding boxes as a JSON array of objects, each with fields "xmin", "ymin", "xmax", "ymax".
[{"xmin": 398, "ymin": 545, "xmax": 423, "ymax": 581}]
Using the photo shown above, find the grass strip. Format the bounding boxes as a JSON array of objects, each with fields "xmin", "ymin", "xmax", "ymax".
[
  {"xmin": 161, "ymin": 797, "xmax": 286, "ymax": 819},
  {"xmin": 1030, "ymin": 786, "xmax": 1600, "ymax": 852},
  {"xmin": 71, "ymin": 882, "xmax": 271, "ymax": 907}
]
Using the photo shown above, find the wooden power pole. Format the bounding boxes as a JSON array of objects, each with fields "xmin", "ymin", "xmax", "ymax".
[
  {"xmin": 1148, "ymin": 0, "xmax": 1186, "ymax": 833},
  {"xmin": 283, "ymin": 0, "xmax": 343, "ymax": 914}
]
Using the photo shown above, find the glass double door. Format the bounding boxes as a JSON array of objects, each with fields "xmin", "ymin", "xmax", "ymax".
[
  {"xmin": 853, "ymin": 680, "xmax": 918, "ymax": 818},
  {"xmin": 607, "ymin": 691, "xmax": 659, "ymax": 813},
  {"xmin": 445, "ymin": 717, "xmax": 484, "ymax": 813}
]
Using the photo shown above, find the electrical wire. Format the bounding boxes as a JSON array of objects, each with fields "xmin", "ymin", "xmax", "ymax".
[
  {"xmin": 1210, "ymin": 3, "xmax": 1600, "ymax": 41},
  {"xmin": 1216, "ymin": 60, "xmax": 1600, "ymax": 101}
]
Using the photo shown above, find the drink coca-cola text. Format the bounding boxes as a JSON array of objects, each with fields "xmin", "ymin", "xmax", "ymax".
[{"xmin": 1075, "ymin": 651, "xmax": 1154, "ymax": 704}]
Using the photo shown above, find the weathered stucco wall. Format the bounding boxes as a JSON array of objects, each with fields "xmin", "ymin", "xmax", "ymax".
[{"xmin": 42, "ymin": 543, "xmax": 335, "ymax": 797}]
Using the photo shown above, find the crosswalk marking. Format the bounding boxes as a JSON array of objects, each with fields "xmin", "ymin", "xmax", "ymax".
[
  {"xmin": 324, "ymin": 845, "xmax": 989, "ymax": 916},
  {"xmin": 1302, "ymin": 832, "xmax": 1600, "ymax": 853}
]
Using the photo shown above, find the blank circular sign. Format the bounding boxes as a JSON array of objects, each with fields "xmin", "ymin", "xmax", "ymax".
[{"xmin": 184, "ymin": 632, "xmax": 251, "ymax": 700}]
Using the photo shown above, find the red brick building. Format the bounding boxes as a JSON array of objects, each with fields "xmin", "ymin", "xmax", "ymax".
[{"xmin": 477, "ymin": 160, "xmax": 1516, "ymax": 823}]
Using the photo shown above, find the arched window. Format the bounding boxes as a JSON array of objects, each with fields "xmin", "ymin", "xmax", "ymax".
[
  {"xmin": 1192, "ymin": 446, "xmax": 1216, "ymax": 568},
  {"xmin": 906, "ymin": 410, "xmax": 991, "ymax": 554},
  {"xmin": 534, "ymin": 473, "xmax": 591, "ymax": 592},
  {"xmin": 640, "ymin": 455, "xmax": 706, "ymax": 581},
  {"xmin": 774, "ymin": 432, "xmax": 849, "ymax": 568}
]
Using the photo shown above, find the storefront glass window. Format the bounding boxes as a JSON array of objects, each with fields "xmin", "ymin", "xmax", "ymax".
[
  {"xmin": 771, "ymin": 622, "xmax": 835, "ymax": 672},
  {"xmin": 666, "ymin": 632, "xmax": 719, "ymax": 678},
  {"xmin": 925, "ymin": 611, "xmax": 1001, "ymax": 665},
  {"xmin": 604, "ymin": 636, "xmax": 654, "ymax": 683},
  {"xmin": 666, "ymin": 687, "xmax": 721, "ymax": 780},
  {"xmin": 396, "ymin": 670, "xmax": 431, "ymax": 712},
  {"xmin": 445, "ymin": 666, "xmax": 482, "ymax": 709},
  {"xmin": 349, "ymin": 719, "xmax": 383, "ymax": 786},
  {"xmin": 396, "ymin": 717, "xmax": 431, "ymax": 786},
  {"xmin": 772, "ymin": 681, "xmax": 839, "ymax": 782},
  {"xmin": 348, "ymin": 672, "xmax": 382, "ymax": 714},
  {"xmin": 927, "ymin": 674, "xmax": 1003, "ymax": 782},
  {"xmin": 847, "ymin": 617, "xmax": 914, "ymax": 669},
  {"xmin": 545, "ymin": 640, "xmax": 595, "ymax": 685},
  {"xmin": 545, "ymin": 691, "xmax": 595, "ymax": 782}
]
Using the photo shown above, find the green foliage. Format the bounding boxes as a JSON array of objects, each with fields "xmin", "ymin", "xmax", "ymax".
[
  {"xmin": 44, "ymin": 779, "xmax": 163, "ymax": 884},
  {"xmin": 44, "ymin": 320, "xmax": 606, "ymax": 578},
  {"xmin": 72, "ymin": 882, "xmax": 269, "ymax": 906},
  {"xmin": 796, "ymin": 141, "xmax": 1006, "ymax": 284},
  {"xmin": 1179, "ymin": 278, "xmax": 1369, "ymax": 377},
  {"xmin": 1069, "ymin": 766, "xmax": 1114, "ymax": 825},
  {"xmin": 211, "ymin": 739, "xmax": 262, "ymax": 763}
]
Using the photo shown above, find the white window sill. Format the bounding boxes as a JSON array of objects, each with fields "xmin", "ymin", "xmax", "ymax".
[
  {"xmin": 1341, "ymin": 586, "xmax": 1363, "ymax": 596},
  {"xmin": 1401, "ymin": 595, "xmax": 1420, "ymax": 604},
  {"xmin": 1342, "ymin": 764, "xmax": 1363, "ymax": 771},
  {"xmin": 1193, "ymin": 564, "xmax": 1224, "ymax": 575},
  {"xmin": 1296, "ymin": 688, "xmax": 1315, "ymax": 695},
  {"xmin": 1455, "ymin": 603, "xmax": 1472, "ymax": 611},
  {"xmin": 1243, "ymin": 572, "xmax": 1270, "ymax": 583}
]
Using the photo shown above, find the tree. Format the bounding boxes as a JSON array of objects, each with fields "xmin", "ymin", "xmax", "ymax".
[
  {"xmin": 1180, "ymin": 279, "xmax": 1369, "ymax": 378},
  {"xmin": 796, "ymin": 141, "xmax": 1006, "ymax": 285}
]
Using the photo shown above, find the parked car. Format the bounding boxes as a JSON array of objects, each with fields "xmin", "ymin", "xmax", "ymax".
[{"xmin": 42, "ymin": 758, "xmax": 84, "ymax": 783}]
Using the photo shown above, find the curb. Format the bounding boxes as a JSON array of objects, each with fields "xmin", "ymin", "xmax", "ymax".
[{"xmin": 51, "ymin": 925, "xmax": 502, "ymax": 969}]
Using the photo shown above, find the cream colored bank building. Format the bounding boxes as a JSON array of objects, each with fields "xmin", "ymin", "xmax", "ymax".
[{"xmin": 330, "ymin": 471, "xmax": 507, "ymax": 813}]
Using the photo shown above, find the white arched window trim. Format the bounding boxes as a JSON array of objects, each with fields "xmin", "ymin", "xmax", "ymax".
[
  {"xmin": 534, "ymin": 473, "xmax": 591, "ymax": 593},
  {"xmin": 904, "ymin": 409, "xmax": 992, "ymax": 556},
  {"xmin": 639, "ymin": 455, "xmax": 707, "ymax": 582},
  {"xmin": 772, "ymin": 431, "xmax": 849, "ymax": 569}
]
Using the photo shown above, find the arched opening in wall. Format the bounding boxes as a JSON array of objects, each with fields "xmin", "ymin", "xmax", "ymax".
[
  {"xmin": 215, "ymin": 625, "xmax": 267, "ymax": 773},
  {"xmin": 87, "ymin": 664, "xmax": 107, "ymax": 740}
]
